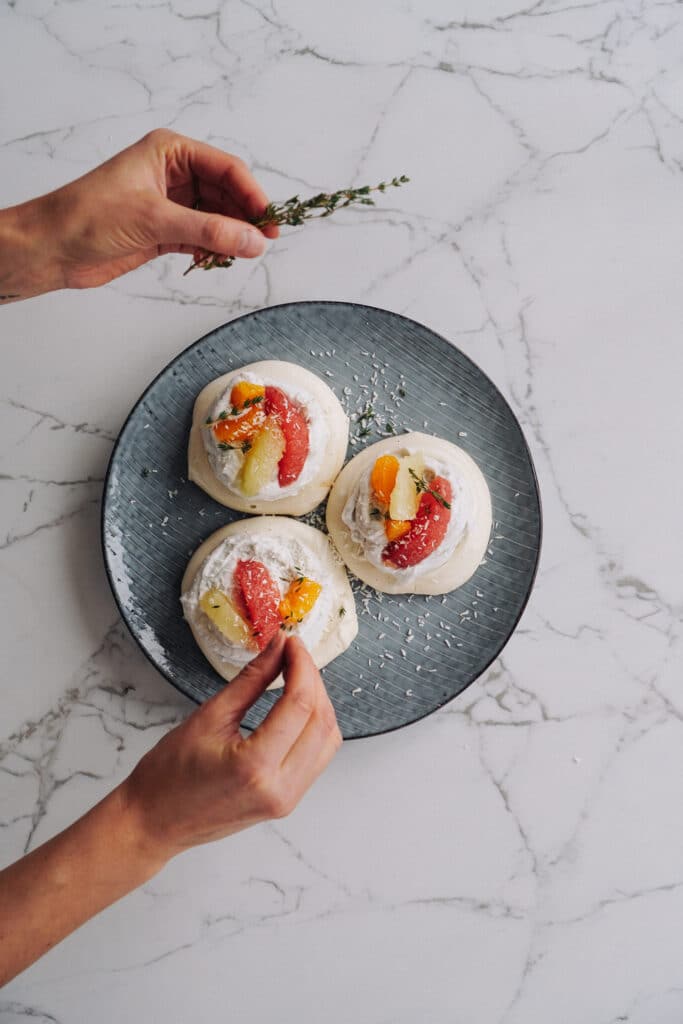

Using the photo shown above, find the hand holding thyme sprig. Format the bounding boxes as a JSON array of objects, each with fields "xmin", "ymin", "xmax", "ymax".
[{"xmin": 184, "ymin": 175, "xmax": 410, "ymax": 275}]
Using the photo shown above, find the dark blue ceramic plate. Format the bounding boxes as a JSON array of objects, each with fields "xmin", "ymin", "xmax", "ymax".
[{"xmin": 102, "ymin": 302, "xmax": 541, "ymax": 739}]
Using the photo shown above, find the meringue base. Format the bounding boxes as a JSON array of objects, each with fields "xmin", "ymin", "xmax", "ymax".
[
  {"xmin": 326, "ymin": 432, "xmax": 492, "ymax": 595},
  {"xmin": 182, "ymin": 516, "xmax": 358, "ymax": 688},
  {"xmin": 188, "ymin": 360, "xmax": 349, "ymax": 516}
]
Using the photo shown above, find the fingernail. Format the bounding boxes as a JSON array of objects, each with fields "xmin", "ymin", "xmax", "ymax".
[{"xmin": 237, "ymin": 228, "xmax": 266, "ymax": 258}]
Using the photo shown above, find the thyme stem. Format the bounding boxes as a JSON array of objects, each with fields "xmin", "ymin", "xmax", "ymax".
[{"xmin": 184, "ymin": 175, "xmax": 410, "ymax": 274}]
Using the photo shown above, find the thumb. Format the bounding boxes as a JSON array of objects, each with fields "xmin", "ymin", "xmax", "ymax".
[
  {"xmin": 156, "ymin": 199, "xmax": 267, "ymax": 258},
  {"xmin": 202, "ymin": 631, "xmax": 286, "ymax": 727}
]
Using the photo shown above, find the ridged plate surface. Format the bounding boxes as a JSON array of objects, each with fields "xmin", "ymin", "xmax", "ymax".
[{"xmin": 102, "ymin": 301, "xmax": 542, "ymax": 739}]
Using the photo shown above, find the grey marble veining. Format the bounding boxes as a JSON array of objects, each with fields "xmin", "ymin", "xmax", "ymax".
[{"xmin": 2, "ymin": 1, "xmax": 683, "ymax": 1021}]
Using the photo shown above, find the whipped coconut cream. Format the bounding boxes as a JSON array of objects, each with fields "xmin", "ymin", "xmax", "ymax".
[
  {"xmin": 202, "ymin": 371, "xmax": 326, "ymax": 500},
  {"xmin": 341, "ymin": 451, "xmax": 476, "ymax": 583},
  {"xmin": 182, "ymin": 531, "xmax": 335, "ymax": 668}
]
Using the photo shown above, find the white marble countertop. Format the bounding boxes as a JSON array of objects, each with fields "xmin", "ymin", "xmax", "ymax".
[{"xmin": 2, "ymin": 2, "xmax": 683, "ymax": 1021}]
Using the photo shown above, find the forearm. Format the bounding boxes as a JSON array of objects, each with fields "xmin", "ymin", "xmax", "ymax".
[
  {"xmin": 0, "ymin": 783, "xmax": 167, "ymax": 986},
  {"xmin": 0, "ymin": 196, "xmax": 65, "ymax": 304}
]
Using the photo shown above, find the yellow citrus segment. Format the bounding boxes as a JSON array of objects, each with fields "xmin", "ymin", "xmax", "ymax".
[
  {"xmin": 230, "ymin": 381, "xmax": 265, "ymax": 410},
  {"xmin": 278, "ymin": 577, "xmax": 322, "ymax": 624},
  {"xmin": 239, "ymin": 418, "xmax": 286, "ymax": 496},
  {"xmin": 199, "ymin": 588, "xmax": 252, "ymax": 646},
  {"xmin": 384, "ymin": 518, "xmax": 412, "ymax": 542},
  {"xmin": 370, "ymin": 454, "xmax": 400, "ymax": 506},
  {"xmin": 389, "ymin": 452, "xmax": 425, "ymax": 522}
]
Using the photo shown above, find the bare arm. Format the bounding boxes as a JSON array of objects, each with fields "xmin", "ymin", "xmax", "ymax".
[
  {"xmin": 0, "ymin": 128, "xmax": 278, "ymax": 304},
  {"xmin": 0, "ymin": 635, "xmax": 341, "ymax": 986}
]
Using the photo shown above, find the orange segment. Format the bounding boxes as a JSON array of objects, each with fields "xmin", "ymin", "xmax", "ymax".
[
  {"xmin": 384, "ymin": 518, "xmax": 411, "ymax": 542},
  {"xmin": 212, "ymin": 403, "xmax": 265, "ymax": 446},
  {"xmin": 279, "ymin": 577, "xmax": 322, "ymax": 625},
  {"xmin": 371, "ymin": 454, "xmax": 400, "ymax": 505},
  {"xmin": 230, "ymin": 381, "xmax": 265, "ymax": 410}
]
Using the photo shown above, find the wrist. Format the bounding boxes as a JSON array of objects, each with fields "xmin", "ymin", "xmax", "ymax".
[
  {"xmin": 0, "ymin": 195, "xmax": 66, "ymax": 302},
  {"xmin": 98, "ymin": 781, "xmax": 172, "ymax": 883},
  {"xmin": 113, "ymin": 775, "xmax": 178, "ymax": 875}
]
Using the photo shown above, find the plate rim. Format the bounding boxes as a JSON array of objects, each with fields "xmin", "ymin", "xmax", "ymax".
[{"xmin": 101, "ymin": 299, "xmax": 543, "ymax": 738}]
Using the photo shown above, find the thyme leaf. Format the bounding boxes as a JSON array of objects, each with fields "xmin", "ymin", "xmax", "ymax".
[{"xmin": 408, "ymin": 468, "xmax": 452, "ymax": 510}]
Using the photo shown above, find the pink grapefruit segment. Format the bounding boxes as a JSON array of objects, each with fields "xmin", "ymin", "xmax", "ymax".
[
  {"xmin": 265, "ymin": 386, "xmax": 310, "ymax": 487},
  {"xmin": 234, "ymin": 559, "xmax": 282, "ymax": 650},
  {"xmin": 382, "ymin": 476, "xmax": 452, "ymax": 569}
]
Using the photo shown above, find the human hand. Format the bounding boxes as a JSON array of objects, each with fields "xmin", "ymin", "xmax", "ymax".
[
  {"xmin": 121, "ymin": 633, "xmax": 342, "ymax": 864},
  {"xmin": 0, "ymin": 129, "xmax": 278, "ymax": 299},
  {"xmin": 0, "ymin": 633, "xmax": 341, "ymax": 985}
]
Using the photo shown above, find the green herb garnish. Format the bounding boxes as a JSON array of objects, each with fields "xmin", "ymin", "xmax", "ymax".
[
  {"xmin": 408, "ymin": 468, "xmax": 451, "ymax": 510},
  {"xmin": 184, "ymin": 176, "xmax": 410, "ymax": 274}
]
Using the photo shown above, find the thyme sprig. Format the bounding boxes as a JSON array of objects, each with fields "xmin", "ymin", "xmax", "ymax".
[
  {"xmin": 409, "ymin": 468, "xmax": 452, "ymax": 510},
  {"xmin": 184, "ymin": 175, "xmax": 410, "ymax": 275}
]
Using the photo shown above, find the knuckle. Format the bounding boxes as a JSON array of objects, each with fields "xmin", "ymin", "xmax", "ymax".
[
  {"xmin": 252, "ymin": 774, "xmax": 292, "ymax": 819},
  {"xmin": 144, "ymin": 127, "xmax": 174, "ymax": 147},
  {"xmin": 228, "ymin": 153, "xmax": 247, "ymax": 175},
  {"xmin": 270, "ymin": 789, "xmax": 296, "ymax": 819}
]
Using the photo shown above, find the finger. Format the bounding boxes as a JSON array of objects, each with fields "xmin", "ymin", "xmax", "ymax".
[
  {"xmin": 195, "ymin": 185, "xmax": 280, "ymax": 239},
  {"xmin": 155, "ymin": 199, "xmax": 267, "ymax": 259},
  {"xmin": 285, "ymin": 724, "xmax": 341, "ymax": 809},
  {"xmin": 180, "ymin": 138, "xmax": 272, "ymax": 225},
  {"xmin": 257, "ymin": 221, "xmax": 279, "ymax": 241},
  {"xmin": 156, "ymin": 242, "xmax": 197, "ymax": 256},
  {"xmin": 202, "ymin": 631, "xmax": 286, "ymax": 727},
  {"xmin": 281, "ymin": 674, "xmax": 342, "ymax": 788},
  {"xmin": 243, "ymin": 637, "xmax": 322, "ymax": 766},
  {"xmin": 193, "ymin": 185, "xmax": 249, "ymax": 223},
  {"xmin": 273, "ymin": 706, "xmax": 342, "ymax": 814}
]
